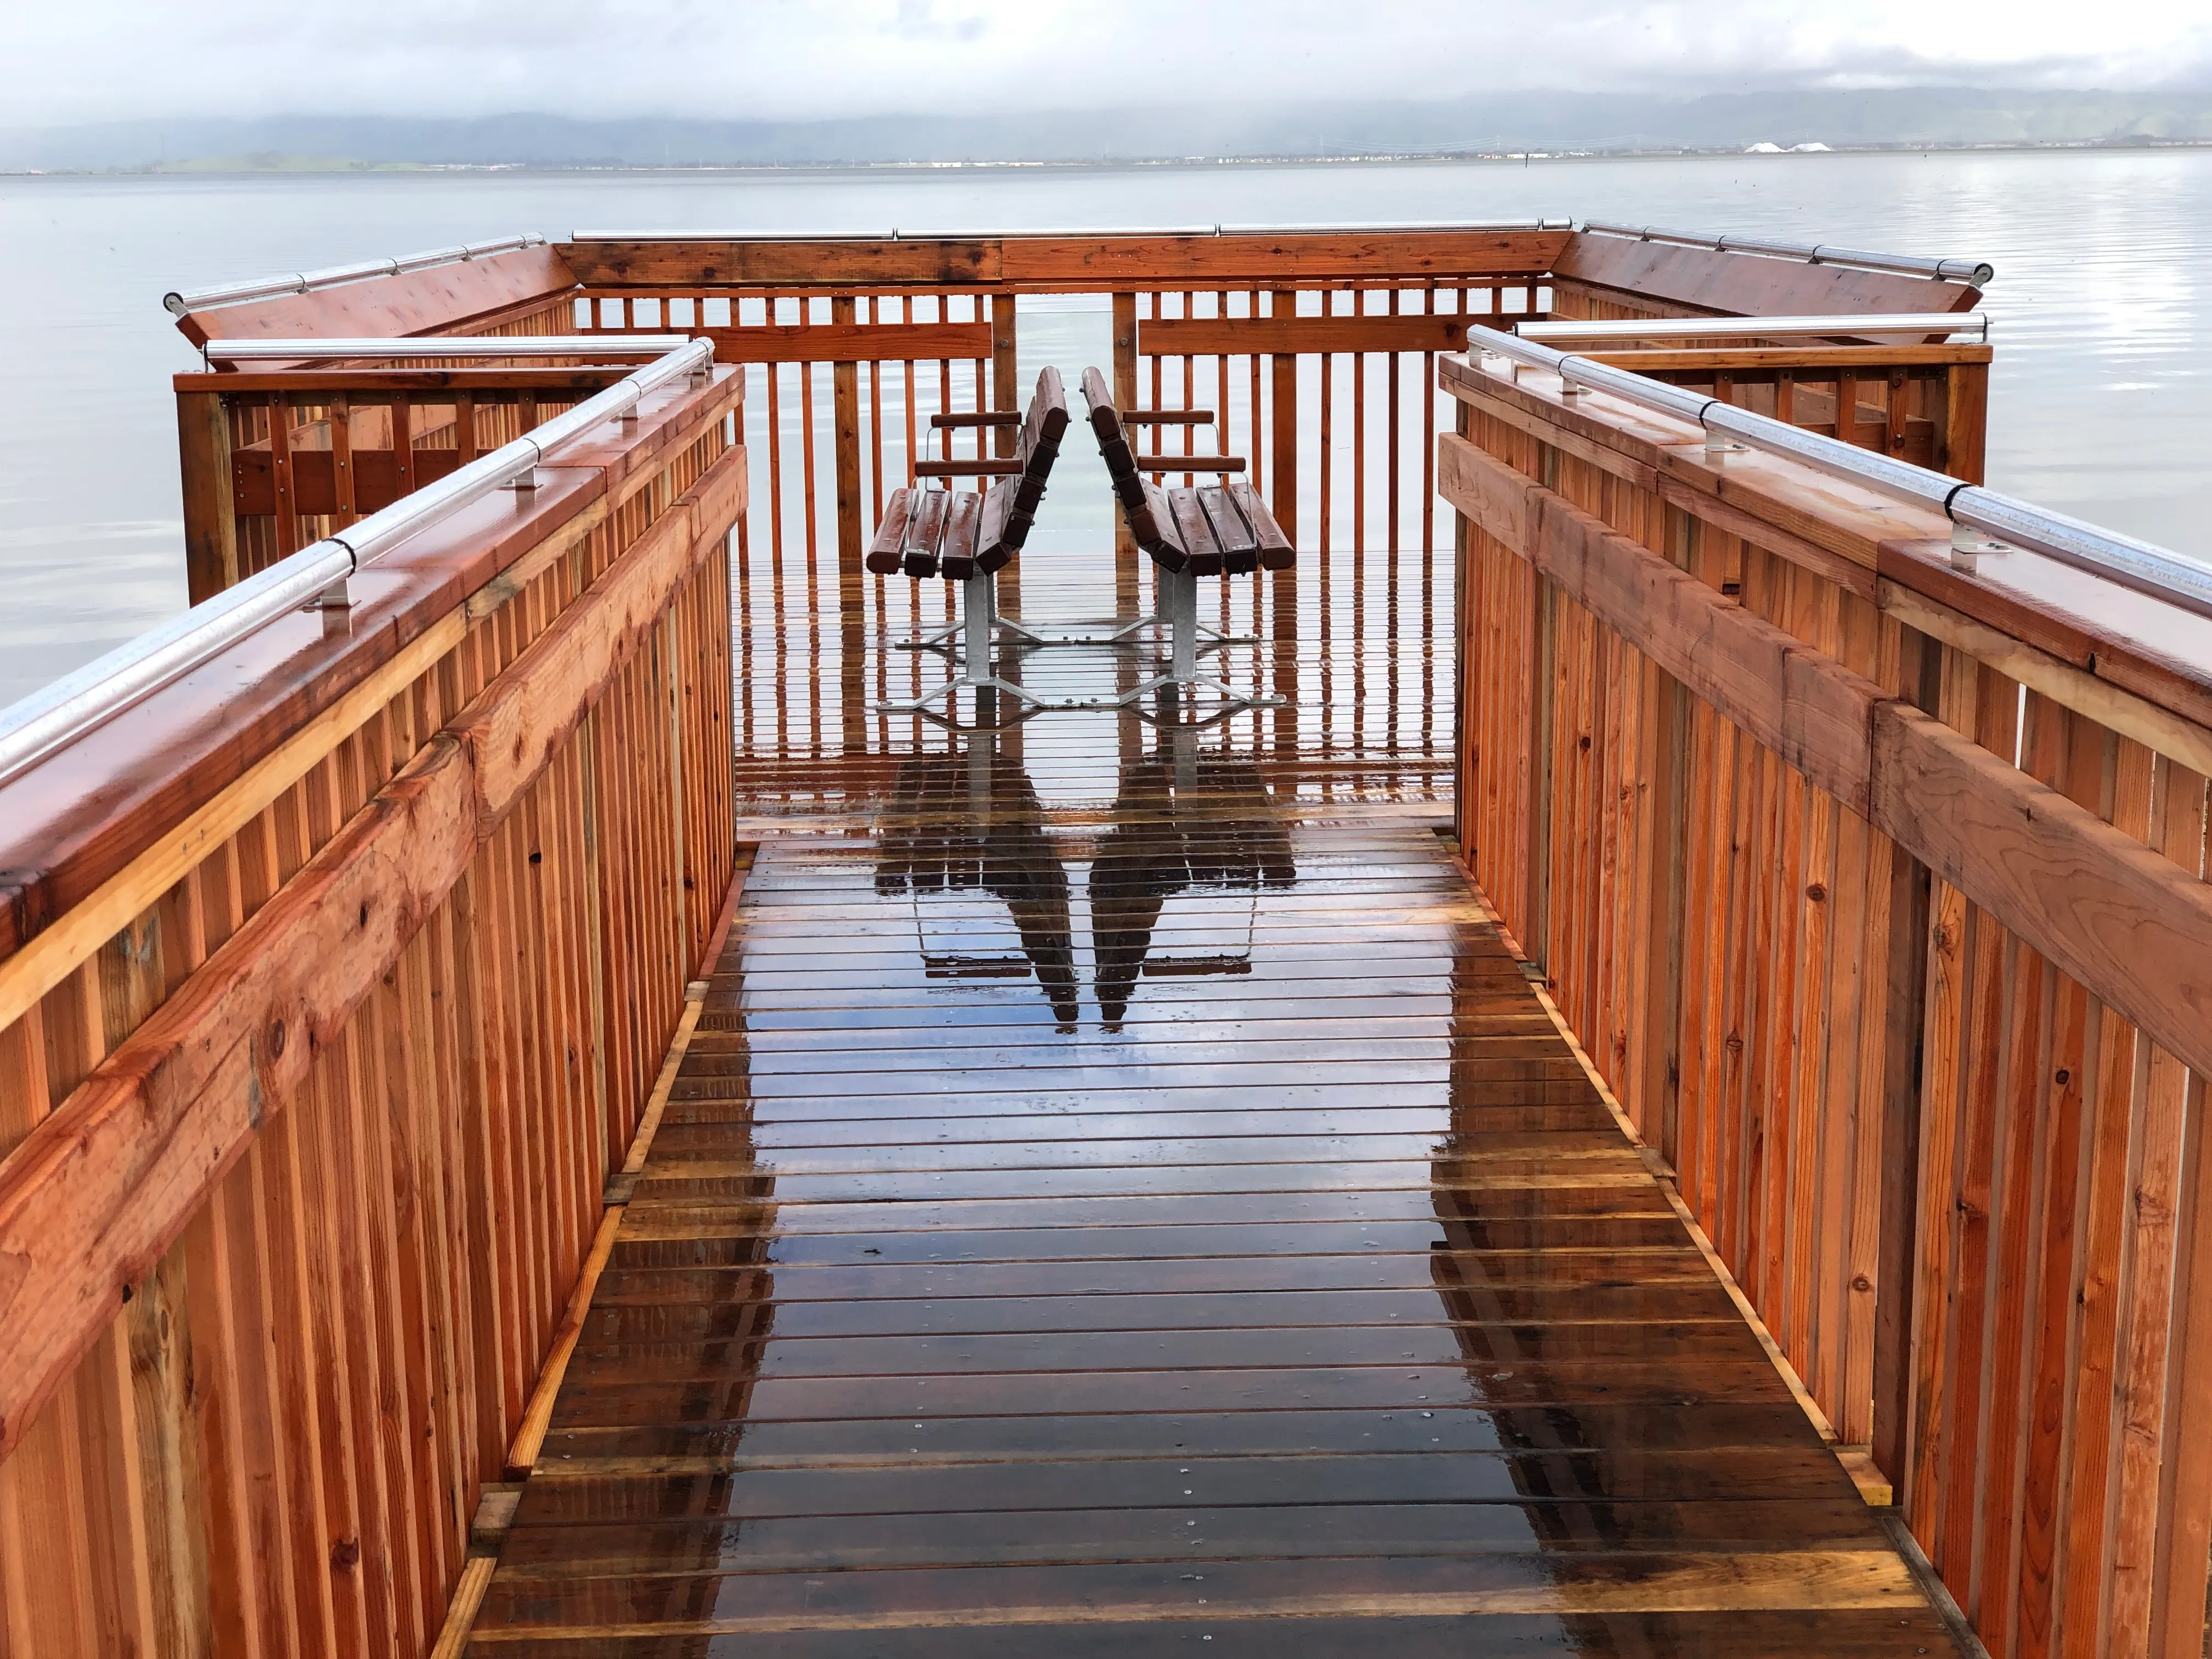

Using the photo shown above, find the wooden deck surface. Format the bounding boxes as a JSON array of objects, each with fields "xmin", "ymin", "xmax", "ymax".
[{"xmin": 462, "ymin": 534, "xmax": 1964, "ymax": 1655}]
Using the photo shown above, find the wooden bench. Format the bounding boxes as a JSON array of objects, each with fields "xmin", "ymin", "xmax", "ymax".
[
  {"xmin": 1080, "ymin": 368, "xmax": 1292, "ymax": 716},
  {"xmin": 870, "ymin": 367, "xmax": 1072, "ymax": 719}
]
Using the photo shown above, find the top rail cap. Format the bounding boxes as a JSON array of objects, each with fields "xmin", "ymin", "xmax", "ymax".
[
  {"xmin": 1578, "ymin": 219, "xmax": 1994, "ymax": 287},
  {"xmin": 163, "ymin": 233, "xmax": 549, "ymax": 317},
  {"xmin": 203, "ymin": 335, "xmax": 693, "ymax": 364},
  {"xmin": 1516, "ymin": 312, "xmax": 1990, "ymax": 343},
  {"xmin": 1466, "ymin": 329, "xmax": 2212, "ymax": 623},
  {"xmin": 0, "ymin": 337, "xmax": 713, "ymax": 790},
  {"xmin": 566, "ymin": 219, "xmax": 1574, "ymax": 244}
]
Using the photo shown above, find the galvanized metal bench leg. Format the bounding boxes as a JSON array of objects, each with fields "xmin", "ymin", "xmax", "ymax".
[
  {"xmin": 879, "ymin": 572, "xmax": 1100, "ymax": 720},
  {"xmin": 1102, "ymin": 599, "xmax": 1251, "ymax": 652},
  {"xmin": 1115, "ymin": 567, "xmax": 1284, "ymax": 721},
  {"xmin": 893, "ymin": 578, "xmax": 1095, "ymax": 653}
]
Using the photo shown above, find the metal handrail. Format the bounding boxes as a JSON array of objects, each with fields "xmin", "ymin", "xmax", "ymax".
[
  {"xmin": 0, "ymin": 338, "xmax": 715, "ymax": 789},
  {"xmin": 162, "ymin": 234, "xmax": 549, "ymax": 318},
  {"xmin": 1469, "ymin": 330, "xmax": 2212, "ymax": 623},
  {"xmin": 1516, "ymin": 313, "xmax": 1989, "ymax": 344},
  {"xmin": 205, "ymin": 335, "xmax": 692, "ymax": 364},
  {"xmin": 568, "ymin": 219, "xmax": 1572, "ymax": 243},
  {"xmin": 1579, "ymin": 221, "xmax": 1994, "ymax": 287}
]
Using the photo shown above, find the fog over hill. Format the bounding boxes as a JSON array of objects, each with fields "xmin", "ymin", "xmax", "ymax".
[{"xmin": 5, "ymin": 87, "xmax": 2211, "ymax": 172}]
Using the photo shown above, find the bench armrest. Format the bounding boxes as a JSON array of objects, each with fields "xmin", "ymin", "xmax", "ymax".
[
  {"xmin": 929, "ymin": 411, "xmax": 1023, "ymax": 428},
  {"xmin": 912, "ymin": 460, "xmax": 1025, "ymax": 478},
  {"xmin": 1131, "ymin": 455, "xmax": 1246, "ymax": 472},
  {"xmin": 1124, "ymin": 410, "xmax": 1216, "ymax": 426}
]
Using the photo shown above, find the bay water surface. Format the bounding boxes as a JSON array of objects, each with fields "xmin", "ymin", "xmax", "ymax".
[{"xmin": 2, "ymin": 149, "xmax": 2207, "ymax": 706}]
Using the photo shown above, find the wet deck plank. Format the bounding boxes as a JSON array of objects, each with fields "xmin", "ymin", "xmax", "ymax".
[
  {"xmin": 463, "ymin": 524, "xmax": 1958, "ymax": 1653},
  {"xmin": 466, "ymin": 799, "xmax": 1958, "ymax": 1652}
]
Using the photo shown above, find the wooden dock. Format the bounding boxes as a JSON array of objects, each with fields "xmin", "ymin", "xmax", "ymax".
[
  {"xmin": 460, "ymin": 537, "xmax": 1963, "ymax": 1652},
  {"xmin": 30, "ymin": 225, "xmax": 2212, "ymax": 1659}
]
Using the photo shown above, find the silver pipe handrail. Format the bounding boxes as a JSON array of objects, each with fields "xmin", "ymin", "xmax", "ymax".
[
  {"xmin": 162, "ymin": 234, "xmax": 549, "ymax": 318},
  {"xmin": 1214, "ymin": 219, "xmax": 1572, "ymax": 234},
  {"xmin": 1470, "ymin": 329, "xmax": 2212, "ymax": 623},
  {"xmin": 0, "ymin": 338, "xmax": 714, "ymax": 790},
  {"xmin": 568, "ymin": 219, "xmax": 1572, "ymax": 243},
  {"xmin": 204, "ymin": 335, "xmax": 691, "ymax": 364},
  {"xmin": 1579, "ymin": 220, "xmax": 1994, "ymax": 287},
  {"xmin": 1516, "ymin": 312, "xmax": 1989, "ymax": 344}
]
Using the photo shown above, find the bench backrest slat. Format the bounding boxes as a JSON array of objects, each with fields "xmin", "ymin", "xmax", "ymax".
[{"xmin": 1081, "ymin": 366, "xmax": 1296, "ymax": 577}]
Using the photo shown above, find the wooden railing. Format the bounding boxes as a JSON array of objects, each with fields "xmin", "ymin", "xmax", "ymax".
[
  {"xmin": 530, "ymin": 232, "xmax": 1980, "ymax": 794},
  {"xmin": 549, "ymin": 233, "xmax": 1579, "ymax": 785},
  {"xmin": 1441, "ymin": 349, "xmax": 2212, "ymax": 1658},
  {"xmin": 0, "ymin": 224, "xmax": 1989, "ymax": 1657},
  {"xmin": 166, "ymin": 230, "xmax": 1980, "ymax": 801},
  {"xmin": 1577, "ymin": 341, "xmax": 1990, "ymax": 482},
  {"xmin": 0, "ymin": 365, "xmax": 744, "ymax": 1656},
  {"xmin": 176, "ymin": 360, "xmax": 647, "ymax": 603}
]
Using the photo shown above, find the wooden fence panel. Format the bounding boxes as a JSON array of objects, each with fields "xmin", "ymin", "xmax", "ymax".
[
  {"xmin": 0, "ymin": 373, "xmax": 742, "ymax": 1659},
  {"xmin": 1443, "ymin": 348, "xmax": 2212, "ymax": 1659}
]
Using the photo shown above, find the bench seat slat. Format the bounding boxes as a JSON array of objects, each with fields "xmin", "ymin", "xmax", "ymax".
[
  {"xmin": 1167, "ymin": 489, "xmax": 1223, "ymax": 577},
  {"xmin": 865, "ymin": 365, "xmax": 1066, "ymax": 585},
  {"xmin": 1199, "ymin": 487, "xmax": 1261, "ymax": 575},
  {"xmin": 866, "ymin": 488, "xmax": 914, "ymax": 576},
  {"xmin": 939, "ymin": 490, "xmax": 983, "ymax": 582},
  {"xmin": 1229, "ymin": 481, "xmax": 1297, "ymax": 571},
  {"xmin": 976, "ymin": 478, "xmax": 1017, "ymax": 575},
  {"xmin": 901, "ymin": 488, "xmax": 950, "ymax": 579}
]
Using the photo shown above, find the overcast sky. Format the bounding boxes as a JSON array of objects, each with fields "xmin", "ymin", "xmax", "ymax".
[{"xmin": 7, "ymin": 0, "xmax": 2210, "ymax": 128}]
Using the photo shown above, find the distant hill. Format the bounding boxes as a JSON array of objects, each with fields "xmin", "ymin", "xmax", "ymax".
[{"xmin": 5, "ymin": 87, "xmax": 2210, "ymax": 172}]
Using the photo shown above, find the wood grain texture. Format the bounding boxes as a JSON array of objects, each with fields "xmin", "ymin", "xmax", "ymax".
[
  {"xmin": 1550, "ymin": 235, "xmax": 1983, "ymax": 320},
  {"xmin": 0, "ymin": 409, "xmax": 744, "ymax": 1474},
  {"xmin": 1447, "ymin": 340, "xmax": 2212, "ymax": 1659},
  {"xmin": 175, "ymin": 247, "xmax": 579, "ymax": 347},
  {"xmin": 1865, "ymin": 701, "xmax": 2212, "ymax": 1084}
]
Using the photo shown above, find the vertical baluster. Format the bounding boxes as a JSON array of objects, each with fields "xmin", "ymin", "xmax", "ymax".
[
  {"xmin": 865, "ymin": 295, "xmax": 887, "ymax": 703},
  {"xmin": 1219, "ymin": 291, "xmax": 1239, "ymax": 644},
  {"xmin": 392, "ymin": 396, "xmax": 414, "ymax": 505},
  {"xmin": 800, "ymin": 304, "xmax": 821, "ymax": 610},
  {"xmin": 330, "ymin": 394, "xmax": 357, "ymax": 531},
  {"xmin": 936, "ymin": 295, "xmax": 955, "ymax": 631},
  {"xmin": 1318, "ymin": 289, "xmax": 1335, "ymax": 774},
  {"xmin": 268, "ymin": 394, "xmax": 298, "ymax": 563},
  {"xmin": 832, "ymin": 293, "xmax": 865, "ymax": 758},
  {"xmin": 1111, "ymin": 292, "xmax": 1138, "ymax": 618}
]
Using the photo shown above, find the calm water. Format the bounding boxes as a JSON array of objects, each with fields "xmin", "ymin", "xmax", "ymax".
[{"xmin": 3, "ymin": 149, "xmax": 2208, "ymax": 707}]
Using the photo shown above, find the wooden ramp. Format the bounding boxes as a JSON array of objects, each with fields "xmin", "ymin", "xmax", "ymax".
[{"xmin": 461, "ymin": 721, "xmax": 1964, "ymax": 1655}]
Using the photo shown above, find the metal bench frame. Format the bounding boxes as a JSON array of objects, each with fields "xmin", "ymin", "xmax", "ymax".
[{"xmin": 1079, "ymin": 368, "xmax": 1294, "ymax": 724}]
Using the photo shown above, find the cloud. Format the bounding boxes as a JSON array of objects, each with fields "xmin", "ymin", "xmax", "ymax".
[{"xmin": 7, "ymin": 0, "xmax": 2209, "ymax": 127}]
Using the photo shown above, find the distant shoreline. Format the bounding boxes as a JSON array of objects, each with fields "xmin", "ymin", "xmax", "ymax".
[{"xmin": 7, "ymin": 137, "xmax": 2212, "ymax": 179}]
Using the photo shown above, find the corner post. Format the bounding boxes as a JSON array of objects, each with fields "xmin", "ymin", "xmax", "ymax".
[
  {"xmin": 1269, "ymin": 290, "xmax": 1300, "ymax": 751},
  {"xmin": 831, "ymin": 295, "xmax": 866, "ymax": 753},
  {"xmin": 1943, "ymin": 362, "xmax": 1989, "ymax": 486},
  {"xmin": 1112, "ymin": 292, "xmax": 1139, "ymax": 617},
  {"xmin": 990, "ymin": 293, "xmax": 1020, "ymax": 616},
  {"xmin": 1870, "ymin": 627, "xmax": 1942, "ymax": 1493},
  {"xmin": 177, "ymin": 390, "xmax": 238, "ymax": 605}
]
